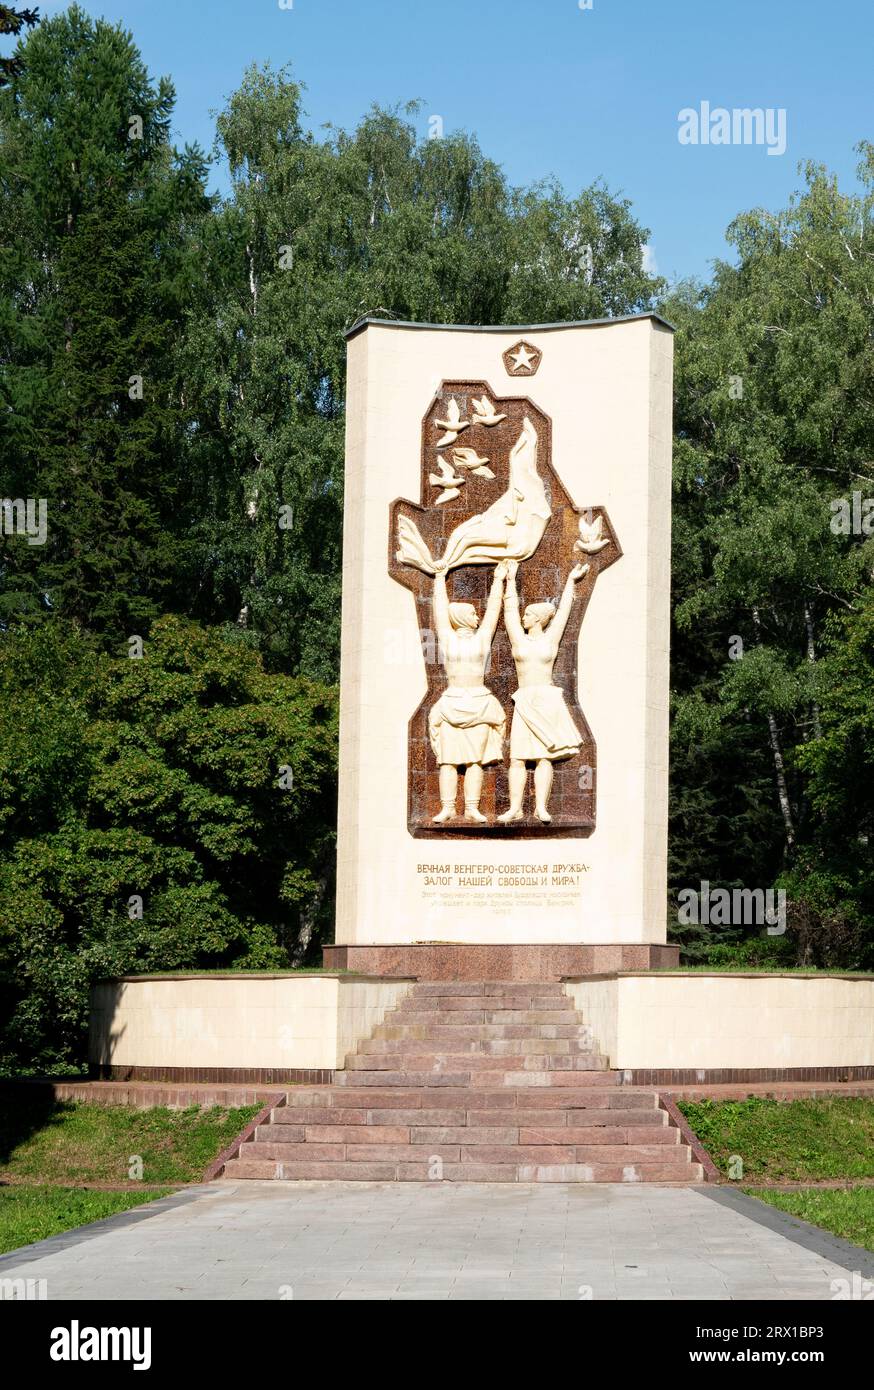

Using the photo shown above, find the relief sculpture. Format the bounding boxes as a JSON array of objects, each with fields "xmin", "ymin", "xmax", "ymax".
[{"xmin": 390, "ymin": 373, "xmax": 621, "ymax": 838}]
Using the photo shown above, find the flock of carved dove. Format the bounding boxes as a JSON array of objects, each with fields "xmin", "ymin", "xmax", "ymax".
[
  {"xmin": 427, "ymin": 343, "xmax": 544, "ymax": 504},
  {"xmin": 429, "ymin": 395, "xmax": 508, "ymax": 505},
  {"xmin": 425, "ymin": 346, "xmax": 612, "ymax": 564}
]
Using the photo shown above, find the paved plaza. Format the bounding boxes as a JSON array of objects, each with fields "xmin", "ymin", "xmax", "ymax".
[{"xmin": 2, "ymin": 1182, "xmax": 871, "ymax": 1301}]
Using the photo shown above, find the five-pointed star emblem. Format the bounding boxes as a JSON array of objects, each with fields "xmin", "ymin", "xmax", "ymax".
[
  {"xmin": 502, "ymin": 339, "xmax": 542, "ymax": 376},
  {"xmin": 510, "ymin": 343, "xmax": 536, "ymax": 370}
]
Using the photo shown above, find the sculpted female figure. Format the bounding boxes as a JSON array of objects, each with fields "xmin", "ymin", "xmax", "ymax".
[
  {"xmin": 428, "ymin": 562, "xmax": 507, "ymax": 823},
  {"xmin": 498, "ymin": 558, "xmax": 589, "ymax": 823}
]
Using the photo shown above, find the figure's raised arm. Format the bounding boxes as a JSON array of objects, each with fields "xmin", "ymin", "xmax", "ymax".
[
  {"xmin": 432, "ymin": 565, "xmax": 452, "ymax": 646},
  {"xmin": 480, "ymin": 563, "xmax": 506, "ymax": 644},
  {"xmin": 501, "ymin": 559, "xmax": 525, "ymax": 646},
  {"xmin": 551, "ymin": 563, "xmax": 589, "ymax": 646}
]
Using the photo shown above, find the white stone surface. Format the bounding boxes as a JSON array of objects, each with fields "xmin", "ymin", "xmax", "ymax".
[
  {"xmin": 567, "ymin": 974, "xmax": 874, "ymax": 1070},
  {"xmin": 337, "ymin": 317, "xmax": 674, "ymax": 947},
  {"xmin": 90, "ymin": 976, "xmax": 412, "ymax": 1071},
  {"xmin": 0, "ymin": 1183, "xmax": 864, "ymax": 1301}
]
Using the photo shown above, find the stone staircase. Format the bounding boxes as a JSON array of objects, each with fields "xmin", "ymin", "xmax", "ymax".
[{"xmin": 221, "ymin": 981, "xmax": 703, "ymax": 1183}]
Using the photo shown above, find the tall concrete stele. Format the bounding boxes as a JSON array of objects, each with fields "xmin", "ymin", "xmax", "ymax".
[{"xmin": 324, "ymin": 315, "xmax": 679, "ymax": 981}]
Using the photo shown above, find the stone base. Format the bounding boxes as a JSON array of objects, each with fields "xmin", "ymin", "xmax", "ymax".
[{"xmin": 321, "ymin": 943, "xmax": 679, "ymax": 981}]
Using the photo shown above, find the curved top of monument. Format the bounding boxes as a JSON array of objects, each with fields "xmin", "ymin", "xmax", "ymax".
[{"xmin": 344, "ymin": 310, "xmax": 675, "ymax": 341}]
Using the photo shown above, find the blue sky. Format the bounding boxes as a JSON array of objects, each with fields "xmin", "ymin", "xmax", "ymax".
[{"xmin": 27, "ymin": 0, "xmax": 874, "ymax": 285}]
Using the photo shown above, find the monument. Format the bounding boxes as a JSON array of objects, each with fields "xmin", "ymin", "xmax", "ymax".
[
  {"xmin": 91, "ymin": 315, "xmax": 874, "ymax": 1092},
  {"xmin": 324, "ymin": 314, "xmax": 679, "ymax": 979}
]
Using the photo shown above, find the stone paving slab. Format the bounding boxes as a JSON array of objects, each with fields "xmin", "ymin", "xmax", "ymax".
[{"xmin": 0, "ymin": 1182, "xmax": 870, "ymax": 1301}]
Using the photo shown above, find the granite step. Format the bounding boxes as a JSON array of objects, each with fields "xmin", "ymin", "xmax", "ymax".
[
  {"xmin": 345, "ymin": 1051, "xmax": 609, "ymax": 1071},
  {"xmin": 265, "ymin": 1110, "xmax": 672, "ymax": 1139},
  {"xmin": 280, "ymin": 1085, "xmax": 660, "ymax": 1110},
  {"xmin": 516, "ymin": 1125, "xmax": 680, "ymax": 1145},
  {"xmin": 239, "ymin": 1140, "xmax": 691, "ymax": 1166},
  {"xmin": 412, "ymin": 981, "xmax": 571, "ymax": 995},
  {"xmin": 463, "ymin": 1106, "xmax": 669, "ymax": 1126},
  {"xmin": 267, "ymin": 1108, "xmax": 465, "ymax": 1128},
  {"xmin": 280, "ymin": 1084, "xmax": 661, "ymax": 1106},
  {"xmin": 256, "ymin": 1119, "xmax": 678, "ymax": 1145},
  {"xmin": 373, "ymin": 1022, "xmax": 592, "ymax": 1041},
  {"xmin": 394, "ymin": 997, "xmax": 577, "ymax": 1014},
  {"xmin": 217, "ymin": 981, "xmax": 702, "ymax": 1184},
  {"xmin": 358, "ymin": 1036, "xmax": 595, "ymax": 1055},
  {"xmin": 222, "ymin": 1157, "xmax": 705, "ymax": 1183},
  {"xmin": 334, "ymin": 1065, "xmax": 615, "ymax": 1086},
  {"xmin": 388, "ymin": 1010, "xmax": 586, "ymax": 1027}
]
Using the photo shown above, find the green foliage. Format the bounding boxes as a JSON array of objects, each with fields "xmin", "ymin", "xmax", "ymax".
[
  {"xmin": 0, "ymin": 1185, "xmax": 173, "ymax": 1255},
  {"xmin": 0, "ymin": 5, "xmax": 212, "ymax": 637},
  {"xmin": 678, "ymin": 1097, "xmax": 874, "ymax": 1181},
  {"xmin": 1, "ymin": 7, "xmax": 872, "ymax": 1068},
  {"xmin": 0, "ymin": 617, "xmax": 337, "ymax": 1070},
  {"xmin": 0, "ymin": 5, "xmax": 38, "ymax": 87},
  {"xmin": 694, "ymin": 935, "xmax": 796, "ymax": 970},
  {"xmin": 0, "ymin": 1095, "xmax": 261, "ymax": 1183},
  {"xmin": 666, "ymin": 152, "xmax": 874, "ymax": 964},
  {"xmin": 746, "ymin": 1188, "xmax": 874, "ymax": 1252},
  {"xmin": 785, "ymin": 592, "xmax": 874, "ymax": 965},
  {"xmin": 0, "ymin": 14, "xmax": 661, "ymax": 1072},
  {"xmin": 179, "ymin": 67, "xmax": 663, "ymax": 679}
]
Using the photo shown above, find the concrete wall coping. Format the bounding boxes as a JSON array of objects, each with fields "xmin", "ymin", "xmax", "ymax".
[
  {"xmin": 562, "ymin": 971, "xmax": 874, "ymax": 983},
  {"xmin": 345, "ymin": 311, "xmax": 676, "ymax": 340},
  {"xmin": 97, "ymin": 973, "xmax": 418, "ymax": 984}
]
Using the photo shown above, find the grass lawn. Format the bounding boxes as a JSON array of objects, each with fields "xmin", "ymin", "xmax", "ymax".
[
  {"xmin": 0, "ymin": 1096, "xmax": 261, "ymax": 1186},
  {"xmin": 678, "ymin": 1097, "xmax": 874, "ymax": 1182},
  {"xmin": 675, "ymin": 966, "xmax": 867, "ymax": 974},
  {"xmin": 679, "ymin": 1096, "xmax": 874, "ymax": 1253},
  {"xmin": 0, "ymin": 1185, "xmax": 174, "ymax": 1256},
  {"xmin": 746, "ymin": 1187, "xmax": 874, "ymax": 1252},
  {"xmin": 0, "ymin": 1095, "xmax": 261, "ymax": 1254}
]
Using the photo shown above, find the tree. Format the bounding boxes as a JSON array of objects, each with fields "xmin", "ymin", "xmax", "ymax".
[
  {"xmin": 178, "ymin": 67, "xmax": 663, "ymax": 680},
  {"xmin": 0, "ymin": 5, "xmax": 38, "ymax": 86},
  {"xmin": 0, "ymin": 5, "xmax": 211, "ymax": 640},
  {"xmin": 786, "ymin": 591, "xmax": 874, "ymax": 968},
  {"xmin": 666, "ymin": 150, "xmax": 874, "ymax": 962},
  {"xmin": 0, "ymin": 616, "xmax": 338, "ymax": 1071}
]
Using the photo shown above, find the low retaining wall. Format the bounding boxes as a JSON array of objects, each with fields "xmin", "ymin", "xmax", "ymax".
[
  {"xmin": 88, "ymin": 970, "xmax": 874, "ymax": 1083},
  {"xmin": 89, "ymin": 973, "xmax": 413, "ymax": 1079},
  {"xmin": 1, "ymin": 1080, "xmax": 289, "ymax": 1110},
  {"xmin": 567, "ymin": 972, "xmax": 874, "ymax": 1080}
]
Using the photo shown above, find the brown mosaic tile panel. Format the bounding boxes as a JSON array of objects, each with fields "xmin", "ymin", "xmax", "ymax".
[{"xmin": 389, "ymin": 381, "xmax": 621, "ymax": 838}]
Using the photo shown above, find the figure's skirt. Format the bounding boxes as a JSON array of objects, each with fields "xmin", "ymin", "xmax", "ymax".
[
  {"xmin": 509, "ymin": 684, "xmax": 583, "ymax": 762},
  {"xmin": 429, "ymin": 686, "xmax": 506, "ymax": 766}
]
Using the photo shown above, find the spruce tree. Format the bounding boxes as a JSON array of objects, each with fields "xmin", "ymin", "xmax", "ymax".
[
  {"xmin": 0, "ymin": 5, "xmax": 210, "ymax": 641},
  {"xmin": 0, "ymin": 4, "xmax": 38, "ymax": 86}
]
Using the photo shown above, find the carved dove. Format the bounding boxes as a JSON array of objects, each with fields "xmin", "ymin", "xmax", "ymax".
[
  {"xmin": 471, "ymin": 396, "xmax": 507, "ymax": 427},
  {"xmin": 451, "ymin": 447, "xmax": 495, "ymax": 479},
  {"xmin": 429, "ymin": 454, "xmax": 465, "ymax": 505},
  {"xmin": 434, "ymin": 397, "xmax": 469, "ymax": 447},
  {"xmin": 575, "ymin": 514, "xmax": 610, "ymax": 554}
]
